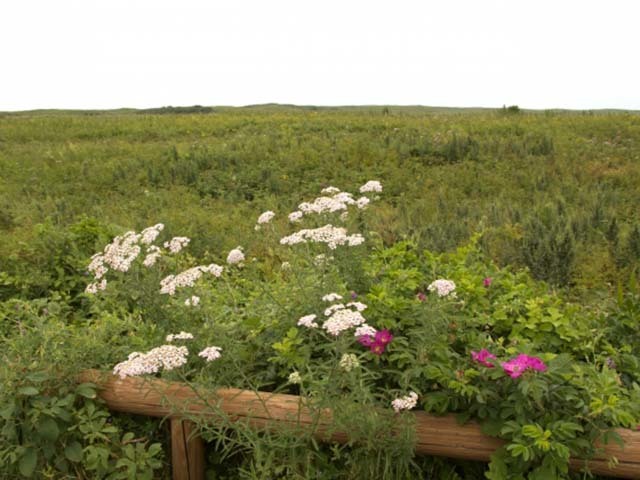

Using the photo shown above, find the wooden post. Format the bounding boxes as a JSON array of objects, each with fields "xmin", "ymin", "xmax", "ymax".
[
  {"xmin": 79, "ymin": 370, "xmax": 640, "ymax": 479},
  {"xmin": 171, "ymin": 419, "xmax": 205, "ymax": 480}
]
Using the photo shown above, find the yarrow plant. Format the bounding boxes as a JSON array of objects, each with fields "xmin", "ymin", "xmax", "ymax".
[
  {"xmin": 198, "ymin": 346, "xmax": 222, "ymax": 362},
  {"xmin": 113, "ymin": 345, "xmax": 189, "ymax": 379},
  {"xmin": 391, "ymin": 392, "xmax": 418, "ymax": 413},
  {"xmin": 427, "ymin": 279, "xmax": 457, "ymax": 298}
]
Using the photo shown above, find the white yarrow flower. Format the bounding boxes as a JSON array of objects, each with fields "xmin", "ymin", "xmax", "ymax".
[
  {"xmin": 184, "ymin": 295, "xmax": 200, "ymax": 306},
  {"xmin": 199, "ymin": 346, "xmax": 222, "ymax": 362},
  {"xmin": 391, "ymin": 392, "xmax": 419, "ymax": 413},
  {"xmin": 288, "ymin": 371, "xmax": 302, "ymax": 384},
  {"xmin": 297, "ymin": 314, "xmax": 319, "ymax": 328},
  {"xmin": 226, "ymin": 247, "xmax": 245, "ymax": 265},
  {"xmin": 359, "ymin": 180, "xmax": 383, "ymax": 193},
  {"xmin": 322, "ymin": 293, "xmax": 343, "ymax": 302},
  {"xmin": 427, "ymin": 279, "xmax": 457, "ymax": 298},
  {"xmin": 257, "ymin": 211, "xmax": 275, "ymax": 224},
  {"xmin": 166, "ymin": 331, "xmax": 194, "ymax": 342},
  {"xmin": 339, "ymin": 353, "xmax": 360, "ymax": 372}
]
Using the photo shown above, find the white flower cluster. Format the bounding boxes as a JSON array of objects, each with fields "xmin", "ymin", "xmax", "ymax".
[
  {"xmin": 347, "ymin": 301, "xmax": 367, "ymax": 312},
  {"xmin": 184, "ymin": 295, "xmax": 200, "ymax": 306},
  {"xmin": 164, "ymin": 236, "xmax": 190, "ymax": 254},
  {"xmin": 359, "ymin": 180, "xmax": 383, "ymax": 193},
  {"xmin": 143, "ymin": 245, "xmax": 162, "ymax": 267},
  {"xmin": 391, "ymin": 392, "xmax": 419, "ymax": 413},
  {"xmin": 256, "ymin": 211, "xmax": 275, "ymax": 224},
  {"xmin": 322, "ymin": 293, "xmax": 343, "ymax": 302},
  {"xmin": 321, "ymin": 186, "xmax": 341, "ymax": 194},
  {"xmin": 354, "ymin": 324, "xmax": 377, "ymax": 338},
  {"xmin": 427, "ymin": 279, "xmax": 457, "ymax": 298},
  {"xmin": 85, "ymin": 279, "xmax": 107, "ymax": 294},
  {"xmin": 160, "ymin": 264, "xmax": 223, "ymax": 295},
  {"xmin": 288, "ymin": 371, "xmax": 302, "ymax": 384},
  {"xmin": 140, "ymin": 223, "xmax": 165, "ymax": 245},
  {"xmin": 226, "ymin": 246, "xmax": 245, "ymax": 265},
  {"xmin": 297, "ymin": 314, "xmax": 319, "ymax": 328},
  {"xmin": 86, "ymin": 226, "xmax": 162, "ymax": 293},
  {"xmin": 288, "ymin": 211, "xmax": 303, "ymax": 223},
  {"xmin": 314, "ymin": 254, "xmax": 333, "ymax": 266},
  {"xmin": 198, "ymin": 346, "xmax": 222, "ymax": 362},
  {"xmin": 324, "ymin": 303, "xmax": 345, "ymax": 316},
  {"xmin": 339, "ymin": 353, "xmax": 360, "ymax": 372},
  {"xmin": 113, "ymin": 345, "xmax": 189, "ymax": 379},
  {"xmin": 356, "ymin": 196, "xmax": 370, "ymax": 209},
  {"xmin": 280, "ymin": 225, "xmax": 364, "ymax": 250},
  {"xmin": 323, "ymin": 306, "xmax": 367, "ymax": 336},
  {"xmin": 166, "ymin": 331, "xmax": 194, "ymax": 342}
]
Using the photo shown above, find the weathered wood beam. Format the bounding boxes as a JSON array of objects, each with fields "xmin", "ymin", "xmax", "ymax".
[{"xmin": 79, "ymin": 369, "xmax": 640, "ymax": 479}]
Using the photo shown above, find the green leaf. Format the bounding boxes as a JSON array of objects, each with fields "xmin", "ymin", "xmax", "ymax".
[
  {"xmin": 76, "ymin": 383, "xmax": 97, "ymax": 399},
  {"xmin": 38, "ymin": 418, "xmax": 60, "ymax": 442},
  {"xmin": 64, "ymin": 441, "xmax": 84, "ymax": 463},
  {"xmin": 18, "ymin": 386, "xmax": 39, "ymax": 396},
  {"xmin": 19, "ymin": 447, "xmax": 38, "ymax": 477}
]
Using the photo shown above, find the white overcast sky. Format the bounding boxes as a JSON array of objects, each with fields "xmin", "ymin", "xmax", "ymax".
[{"xmin": 1, "ymin": 0, "xmax": 639, "ymax": 111}]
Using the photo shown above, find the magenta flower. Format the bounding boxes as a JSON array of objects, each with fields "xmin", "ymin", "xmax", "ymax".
[
  {"xmin": 483, "ymin": 277, "xmax": 492, "ymax": 287},
  {"xmin": 357, "ymin": 335, "xmax": 375, "ymax": 347},
  {"xmin": 374, "ymin": 329, "xmax": 394, "ymax": 346},
  {"xmin": 416, "ymin": 292, "xmax": 427, "ymax": 302},
  {"xmin": 471, "ymin": 349, "xmax": 497, "ymax": 368},
  {"xmin": 350, "ymin": 291, "xmax": 358, "ymax": 299},
  {"xmin": 370, "ymin": 342, "xmax": 386, "ymax": 356},
  {"xmin": 502, "ymin": 354, "xmax": 546, "ymax": 378}
]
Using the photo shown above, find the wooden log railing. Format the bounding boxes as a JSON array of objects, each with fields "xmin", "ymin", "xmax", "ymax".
[{"xmin": 79, "ymin": 370, "xmax": 640, "ymax": 480}]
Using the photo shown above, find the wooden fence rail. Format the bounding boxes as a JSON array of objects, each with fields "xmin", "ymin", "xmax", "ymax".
[{"xmin": 79, "ymin": 370, "xmax": 640, "ymax": 479}]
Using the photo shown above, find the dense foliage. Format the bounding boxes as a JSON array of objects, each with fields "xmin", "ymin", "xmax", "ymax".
[{"xmin": 1, "ymin": 107, "xmax": 640, "ymax": 479}]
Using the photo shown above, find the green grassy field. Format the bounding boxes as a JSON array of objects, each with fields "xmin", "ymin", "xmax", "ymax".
[{"xmin": 1, "ymin": 106, "xmax": 639, "ymax": 300}]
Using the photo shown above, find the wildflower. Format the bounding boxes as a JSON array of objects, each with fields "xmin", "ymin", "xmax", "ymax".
[
  {"xmin": 323, "ymin": 308, "xmax": 366, "ymax": 336},
  {"xmin": 85, "ymin": 279, "xmax": 107, "ymax": 294},
  {"xmin": 346, "ymin": 301, "xmax": 367, "ymax": 312},
  {"xmin": 280, "ymin": 225, "xmax": 364, "ymax": 249},
  {"xmin": 391, "ymin": 392, "xmax": 418, "ymax": 413},
  {"xmin": 166, "ymin": 331, "xmax": 194, "ymax": 342},
  {"xmin": 324, "ymin": 303, "xmax": 346, "ymax": 316},
  {"xmin": 159, "ymin": 264, "xmax": 223, "ymax": 295},
  {"xmin": 502, "ymin": 354, "xmax": 547, "ymax": 379},
  {"xmin": 356, "ymin": 196, "xmax": 370, "ymax": 209},
  {"xmin": 321, "ymin": 186, "xmax": 341, "ymax": 194},
  {"xmin": 350, "ymin": 291, "xmax": 358, "ymax": 299},
  {"xmin": 357, "ymin": 334, "xmax": 375, "ymax": 347},
  {"xmin": 354, "ymin": 324, "xmax": 377, "ymax": 338},
  {"xmin": 374, "ymin": 329, "xmax": 393, "ymax": 346},
  {"xmin": 113, "ymin": 345, "xmax": 189, "ymax": 378},
  {"xmin": 339, "ymin": 353, "xmax": 360, "ymax": 372},
  {"xmin": 370, "ymin": 343, "xmax": 386, "ymax": 355},
  {"xmin": 606, "ymin": 357, "xmax": 617, "ymax": 370},
  {"xmin": 288, "ymin": 371, "xmax": 302, "ymax": 384},
  {"xmin": 297, "ymin": 314, "xmax": 319, "ymax": 328},
  {"xmin": 427, "ymin": 279, "xmax": 457, "ymax": 298},
  {"xmin": 143, "ymin": 245, "xmax": 162, "ymax": 267},
  {"xmin": 340, "ymin": 211, "xmax": 349, "ymax": 221},
  {"xmin": 257, "ymin": 210, "xmax": 275, "ymax": 225},
  {"xmin": 322, "ymin": 293, "xmax": 343, "ymax": 302},
  {"xmin": 288, "ymin": 211, "xmax": 303, "ymax": 223},
  {"xmin": 281, "ymin": 261, "xmax": 291, "ymax": 270},
  {"xmin": 416, "ymin": 292, "xmax": 427, "ymax": 302},
  {"xmin": 184, "ymin": 295, "xmax": 200, "ymax": 306},
  {"xmin": 198, "ymin": 346, "xmax": 222, "ymax": 362},
  {"xmin": 164, "ymin": 237, "xmax": 190, "ymax": 254},
  {"xmin": 471, "ymin": 349, "xmax": 497, "ymax": 368},
  {"xmin": 226, "ymin": 247, "xmax": 245, "ymax": 265},
  {"xmin": 359, "ymin": 180, "xmax": 383, "ymax": 193},
  {"xmin": 483, "ymin": 277, "xmax": 492, "ymax": 287},
  {"xmin": 140, "ymin": 223, "xmax": 164, "ymax": 245}
]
